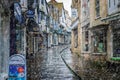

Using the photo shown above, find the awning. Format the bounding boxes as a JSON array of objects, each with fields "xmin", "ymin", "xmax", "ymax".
[
  {"xmin": 88, "ymin": 24, "xmax": 108, "ymax": 31},
  {"xmin": 101, "ymin": 13, "xmax": 120, "ymax": 22}
]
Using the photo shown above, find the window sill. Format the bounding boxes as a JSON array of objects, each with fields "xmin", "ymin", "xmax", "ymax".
[
  {"xmin": 92, "ymin": 52, "xmax": 106, "ymax": 56},
  {"xmin": 81, "ymin": 51, "xmax": 91, "ymax": 54},
  {"xmin": 95, "ymin": 16, "xmax": 101, "ymax": 20},
  {"xmin": 111, "ymin": 57, "xmax": 120, "ymax": 61}
]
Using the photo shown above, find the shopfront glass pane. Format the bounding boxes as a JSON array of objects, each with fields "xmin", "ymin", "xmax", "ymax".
[
  {"xmin": 113, "ymin": 31, "xmax": 120, "ymax": 57},
  {"xmin": 93, "ymin": 30, "xmax": 106, "ymax": 53}
]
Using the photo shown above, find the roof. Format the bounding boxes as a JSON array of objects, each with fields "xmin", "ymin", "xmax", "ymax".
[
  {"xmin": 48, "ymin": 0, "xmax": 57, "ymax": 4},
  {"xmin": 48, "ymin": 0, "xmax": 64, "ymax": 16}
]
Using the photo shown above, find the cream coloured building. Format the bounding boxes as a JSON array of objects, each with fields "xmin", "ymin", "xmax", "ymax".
[{"xmin": 71, "ymin": 0, "xmax": 81, "ymax": 55}]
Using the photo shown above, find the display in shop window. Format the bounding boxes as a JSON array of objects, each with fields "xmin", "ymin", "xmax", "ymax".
[
  {"xmin": 93, "ymin": 30, "xmax": 106, "ymax": 53},
  {"xmin": 113, "ymin": 28, "xmax": 120, "ymax": 57}
]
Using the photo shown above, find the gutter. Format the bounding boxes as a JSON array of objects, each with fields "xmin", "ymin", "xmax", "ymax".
[{"xmin": 101, "ymin": 13, "xmax": 120, "ymax": 22}]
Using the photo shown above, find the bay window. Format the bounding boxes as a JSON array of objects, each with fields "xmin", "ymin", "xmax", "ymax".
[
  {"xmin": 93, "ymin": 29, "xmax": 107, "ymax": 53},
  {"xmin": 112, "ymin": 25, "xmax": 120, "ymax": 57}
]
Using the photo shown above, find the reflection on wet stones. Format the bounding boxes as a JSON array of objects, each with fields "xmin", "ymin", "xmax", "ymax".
[{"xmin": 27, "ymin": 45, "xmax": 79, "ymax": 80}]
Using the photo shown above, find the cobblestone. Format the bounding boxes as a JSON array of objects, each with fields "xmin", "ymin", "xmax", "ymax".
[{"xmin": 27, "ymin": 45, "xmax": 79, "ymax": 80}]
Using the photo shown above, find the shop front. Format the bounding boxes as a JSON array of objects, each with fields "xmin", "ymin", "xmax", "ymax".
[
  {"xmin": 102, "ymin": 14, "xmax": 120, "ymax": 61},
  {"xmin": 27, "ymin": 18, "xmax": 40, "ymax": 55},
  {"xmin": 82, "ymin": 25, "xmax": 90, "ymax": 53},
  {"xmin": 90, "ymin": 26, "xmax": 108, "ymax": 61},
  {"xmin": 91, "ymin": 26, "xmax": 108, "ymax": 54},
  {"xmin": 110, "ymin": 20, "xmax": 120, "ymax": 60}
]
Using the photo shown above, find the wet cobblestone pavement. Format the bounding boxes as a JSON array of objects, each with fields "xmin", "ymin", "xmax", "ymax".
[
  {"xmin": 27, "ymin": 45, "xmax": 120, "ymax": 80},
  {"xmin": 62, "ymin": 48, "xmax": 120, "ymax": 80},
  {"xmin": 27, "ymin": 45, "xmax": 79, "ymax": 80}
]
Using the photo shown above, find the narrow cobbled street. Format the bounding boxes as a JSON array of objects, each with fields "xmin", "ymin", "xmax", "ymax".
[{"xmin": 27, "ymin": 45, "xmax": 80, "ymax": 80}]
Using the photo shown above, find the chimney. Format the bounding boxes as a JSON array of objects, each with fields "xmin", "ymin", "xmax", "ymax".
[{"xmin": 51, "ymin": 0, "xmax": 56, "ymax": 2}]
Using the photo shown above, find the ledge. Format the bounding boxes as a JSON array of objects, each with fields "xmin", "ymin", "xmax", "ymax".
[
  {"xmin": 81, "ymin": 51, "xmax": 91, "ymax": 54},
  {"xmin": 111, "ymin": 57, "xmax": 120, "ymax": 61},
  {"xmin": 92, "ymin": 52, "xmax": 107, "ymax": 56},
  {"xmin": 95, "ymin": 16, "xmax": 101, "ymax": 20}
]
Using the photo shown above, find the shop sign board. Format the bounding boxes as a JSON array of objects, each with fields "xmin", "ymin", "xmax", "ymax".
[
  {"xmin": 14, "ymin": 3, "xmax": 22, "ymax": 24},
  {"xmin": 26, "ymin": 10, "xmax": 35, "ymax": 18},
  {"xmin": 8, "ymin": 54, "xmax": 26, "ymax": 80}
]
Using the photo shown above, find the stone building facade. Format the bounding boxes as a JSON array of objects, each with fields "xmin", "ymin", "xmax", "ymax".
[
  {"xmin": 71, "ymin": 0, "xmax": 81, "ymax": 55},
  {"xmin": 0, "ymin": 0, "xmax": 10, "ymax": 79}
]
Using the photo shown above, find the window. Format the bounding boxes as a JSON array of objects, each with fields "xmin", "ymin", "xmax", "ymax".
[
  {"xmin": 41, "ymin": 12, "xmax": 44, "ymax": 20},
  {"xmin": 38, "ymin": 12, "xmax": 41, "ymax": 23},
  {"xmin": 82, "ymin": 26, "xmax": 89, "ymax": 52},
  {"xmin": 114, "ymin": 0, "xmax": 115, "ymax": 5},
  {"xmin": 112, "ymin": 25, "xmax": 120, "ymax": 57},
  {"xmin": 85, "ymin": 31, "xmax": 89, "ymax": 51},
  {"xmin": 41, "ymin": 0, "xmax": 44, "ymax": 5},
  {"xmin": 93, "ymin": 29, "xmax": 107, "ymax": 53},
  {"xmin": 109, "ymin": 0, "xmax": 111, "ymax": 7},
  {"xmin": 95, "ymin": 0, "xmax": 100, "ymax": 17},
  {"xmin": 113, "ymin": 31, "xmax": 120, "ymax": 57},
  {"xmin": 28, "ymin": 0, "xmax": 34, "ymax": 8},
  {"xmin": 74, "ymin": 28, "xmax": 78, "ymax": 48}
]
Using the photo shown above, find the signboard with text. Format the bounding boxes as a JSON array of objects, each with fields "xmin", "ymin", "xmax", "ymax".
[{"xmin": 8, "ymin": 54, "xmax": 26, "ymax": 80}]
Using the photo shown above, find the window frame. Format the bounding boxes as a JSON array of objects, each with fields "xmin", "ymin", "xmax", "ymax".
[
  {"xmin": 41, "ymin": 0, "xmax": 44, "ymax": 5},
  {"xmin": 74, "ymin": 28, "xmax": 78, "ymax": 48},
  {"xmin": 92, "ymin": 29, "xmax": 107, "ymax": 54},
  {"xmin": 82, "ymin": 27, "xmax": 90, "ymax": 52},
  {"xmin": 95, "ymin": 0, "xmax": 100, "ymax": 17}
]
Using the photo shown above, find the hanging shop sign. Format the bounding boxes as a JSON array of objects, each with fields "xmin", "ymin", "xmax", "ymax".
[
  {"xmin": 14, "ymin": 3, "xmax": 22, "ymax": 24},
  {"xmin": 8, "ymin": 54, "xmax": 26, "ymax": 80},
  {"xmin": 26, "ymin": 10, "xmax": 35, "ymax": 18}
]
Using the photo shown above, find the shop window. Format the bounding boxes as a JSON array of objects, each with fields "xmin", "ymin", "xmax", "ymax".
[
  {"xmin": 93, "ymin": 30, "xmax": 107, "ymax": 53},
  {"xmin": 41, "ymin": 0, "xmax": 44, "ymax": 5},
  {"xmin": 82, "ymin": 27, "xmax": 89, "ymax": 52},
  {"xmin": 113, "ymin": 26, "xmax": 120, "ymax": 57},
  {"xmin": 74, "ymin": 28, "xmax": 78, "ymax": 48},
  {"xmin": 84, "ymin": 31, "xmax": 89, "ymax": 51},
  {"xmin": 38, "ymin": 12, "xmax": 41, "ymax": 23}
]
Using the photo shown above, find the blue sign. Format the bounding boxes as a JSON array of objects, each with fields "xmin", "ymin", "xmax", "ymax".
[
  {"xmin": 26, "ymin": 10, "xmax": 35, "ymax": 18},
  {"xmin": 14, "ymin": 3, "xmax": 22, "ymax": 24},
  {"xmin": 8, "ymin": 54, "xmax": 26, "ymax": 80},
  {"xmin": 9, "ymin": 65, "xmax": 25, "ymax": 80}
]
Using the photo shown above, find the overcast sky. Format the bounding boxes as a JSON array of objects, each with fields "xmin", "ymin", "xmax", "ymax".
[{"xmin": 46, "ymin": 0, "xmax": 72, "ymax": 16}]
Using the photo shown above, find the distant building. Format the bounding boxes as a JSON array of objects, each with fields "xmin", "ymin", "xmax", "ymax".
[{"xmin": 48, "ymin": 0, "xmax": 70, "ymax": 45}]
